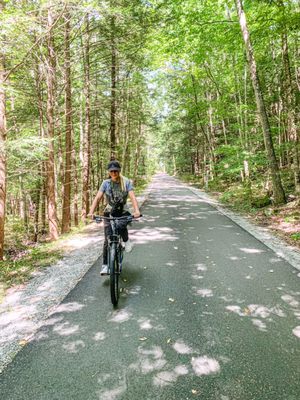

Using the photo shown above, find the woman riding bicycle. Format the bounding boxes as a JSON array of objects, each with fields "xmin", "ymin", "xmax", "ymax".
[{"xmin": 88, "ymin": 160, "xmax": 141, "ymax": 275}]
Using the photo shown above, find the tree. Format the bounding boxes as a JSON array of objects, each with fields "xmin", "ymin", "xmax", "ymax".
[
  {"xmin": 0, "ymin": 0, "xmax": 7, "ymax": 259},
  {"xmin": 62, "ymin": 9, "xmax": 73, "ymax": 233},
  {"xmin": 81, "ymin": 14, "xmax": 91, "ymax": 221},
  {"xmin": 235, "ymin": 0, "xmax": 286, "ymax": 205},
  {"xmin": 45, "ymin": 3, "xmax": 59, "ymax": 239}
]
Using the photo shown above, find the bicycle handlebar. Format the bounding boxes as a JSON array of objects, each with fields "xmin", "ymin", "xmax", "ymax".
[{"xmin": 93, "ymin": 214, "xmax": 143, "ymax": 223}]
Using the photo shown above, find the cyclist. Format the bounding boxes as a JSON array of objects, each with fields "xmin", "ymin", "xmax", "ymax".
[{"xmin": 88, "ymin": 160, "xmax": 141, "ymax": 275}]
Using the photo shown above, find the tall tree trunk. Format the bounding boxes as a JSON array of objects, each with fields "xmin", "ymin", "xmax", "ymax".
[
  {"xmin": 72, "ymin": 129, "xmax": 79, "ymax": 227},
  {"xmin": 34, "ymin": 62, "xmax": 46, "ymax": 241},
  {"xmin": 0, "ymin": 0, "xmax": 7, "ymax": 259},
  {"xmin": 279, "ymin": 1, "xmax": 300, "ymax": 194},
  {"xmin": 19, "ymin": 176, "xmax": 28, "ymax": 229},
  {"xmin": 133, "ymin": 121, "xmax": 142, "ymax": 180},
  {"xmin": 62, "ymin": 11, "xmax": 72, "ymax": 233},
  {"xmin": 45, "ymin": 5, "xmax": 59, "ymax": 239},
  {"xmin": 110, "ymin": 14, "xmax": 117, "ymax": 157},
  {"xmin": 190, "ymin": 74, "xmax": 216, "ymax": 167},
  {"xmin": 81, "ymin": 15, "xmax": 91, "ymax": 221},
  {"xmin": 235, "ymin": 0, "xmax": 286, "ymax": 205},
  {"xmin": 33, "ymin": 179, "xmax": 41, "ymax": 242}
]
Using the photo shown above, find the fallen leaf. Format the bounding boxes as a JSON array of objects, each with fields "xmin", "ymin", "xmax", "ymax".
[
  {"xmin": 168, "ymin": 298, "xmax": 175, "ymax": 303},
  {"xmin": 167, "ymin": 338, "xmax": 172, "ymax": 344},
  {"xmin": 139, "ymin": 337, "xmax": 147, "ymax": 341},
  {"xmin": 192, "ymin": 389, "xmax": 198, "ymax": 394},
  {"xmin": 19, "ymin": 340, "xmax": 28, "ymax": 346},
  {"xmin": 244, "ymin": 307, "xmax": 250, "ymax": 315}
]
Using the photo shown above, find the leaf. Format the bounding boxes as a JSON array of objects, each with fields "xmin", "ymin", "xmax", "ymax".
[
  {"xmin": 191, "ymin": 389, "xmax": 198, "ymax": 394},
  {"xmin": 168, "ymin": 297, "xmax": 175, "ymax": 302},
  {"xmin": 139, "ymin": 337, "xmax": 148, "ymax": 341},
  {"xmin": 19, "ymin": 339, "xmax": 28, "ymax": 346},
  {"xmin": 167, "ymin": 338, "xmax": 172, "ymax": 344}
]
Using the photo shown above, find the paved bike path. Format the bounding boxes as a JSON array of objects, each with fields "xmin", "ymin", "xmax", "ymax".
[{"xmin": 0, "ymin": 174, "xmax": 300, "ymax": 399}]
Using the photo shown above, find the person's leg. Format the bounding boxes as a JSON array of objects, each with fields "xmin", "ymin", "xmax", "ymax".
[
  {"xmin": 102, "ymin": 213, "xmax": 112, "ymax": 265},
  {"xmin": 120, "ymin": 212, "xmax": 132, "ymax": 252},
  {"xmin": 102, "ymin": 225, "xmax": 110, "ymax": 264},
  {"xmin": 119, "ymin": 211, "xmax": 131, "ymax": 242}
]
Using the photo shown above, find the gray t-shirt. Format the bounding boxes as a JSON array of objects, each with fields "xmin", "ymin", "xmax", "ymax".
[{"xmin": 100, "ymin": 177, "xmax": 133, "ymax": 213}]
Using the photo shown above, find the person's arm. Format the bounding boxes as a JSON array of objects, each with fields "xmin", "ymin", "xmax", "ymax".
[
  {"xmin": 128, "ymin": 190, "xmax": 140, "ymax": 218},
  {"xmin": 88, "ymin": 191, "xmax": 104, "ymax": 217}
]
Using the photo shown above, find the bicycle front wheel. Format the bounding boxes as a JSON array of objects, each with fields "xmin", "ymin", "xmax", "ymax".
[{"xmin": 109, "ymin": 245, "xmax": 119, "ymax": 306}]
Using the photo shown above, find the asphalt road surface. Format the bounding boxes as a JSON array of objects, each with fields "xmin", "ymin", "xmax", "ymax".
[{"xmin": 0, "ymin": 174, "xmax": 300, "ymax": 400}]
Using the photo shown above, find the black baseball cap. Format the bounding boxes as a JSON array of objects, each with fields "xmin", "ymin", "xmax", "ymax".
[{"xmin": 107, "ymin": 160, "xmax": 121, "ymax": 171}]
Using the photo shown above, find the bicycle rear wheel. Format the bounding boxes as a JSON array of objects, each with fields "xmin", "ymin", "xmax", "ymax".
[{"xmin": 109, "ymin": 245, "xmax": 119, "ymax": 306}]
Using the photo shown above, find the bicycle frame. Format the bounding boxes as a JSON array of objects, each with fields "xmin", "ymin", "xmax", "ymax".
[{"xmin": 94, "ymin": 214, "xmax": 139, "ymax": 306}]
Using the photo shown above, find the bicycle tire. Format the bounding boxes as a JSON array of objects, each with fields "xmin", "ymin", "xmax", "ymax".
[{"xmin": 109, "ymin": 244, "xmax": 119, "ymax": 306}]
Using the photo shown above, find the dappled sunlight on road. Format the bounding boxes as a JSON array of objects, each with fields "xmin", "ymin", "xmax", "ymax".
[
  {"xmin": 131, "ymin": 226, "xmax": 179, "ymax": 244},
  {"xmin": 191, "ymin": 356, "xmax": 220, "ymax": 376},
  {"xmin": 153, "ymin": 365, "xmax": 189, "ymax": 387},
  {"xmin": 93, "ymin": 332, "xmax": 106, "ymax": 341},
  {"xmin": 109, "ymin": 308, "xmax": 132, "ymax": 323},
  {"xmin": 292, "ymin": 326, "xmax": 300, "ymax": 338},
  {"xmin": 62, "ymin": 340, "xmax": 85, "ymax": 353},
  {"xmin": 138, "ymin": 318, "xmax": 153, "ymax": 330},
  {"xmin": 130, "ymin": 345, "xmax": 167, "ymax": 374},
  {"xmin": 53, "ymin": 321, "xmax": 80, "ymax": 336},
  {"xmin": 281, "ymin": 294, "xmax": 299, "ymax": 308},
  {"xmin": 195, "ymin": 289, "xmax": 213, "ymax": 298},
  {"xmin": 54, "ymin": 302, "xmax": 85, "ymax": 313},
  {"xmin": 239, "ymin": 247, "xmax": 265, "ymax": 254},
  {"xmin": 172, "ymin": 340, "xmax": 193, "ymax": 354}
]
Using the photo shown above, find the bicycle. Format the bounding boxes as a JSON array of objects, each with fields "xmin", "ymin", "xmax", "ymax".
[{"xmin": 94, "ymin": 214, "xmax": 142, "ymax": 306}]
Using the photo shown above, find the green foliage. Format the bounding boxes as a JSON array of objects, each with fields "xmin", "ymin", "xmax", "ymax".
[
  {"xmin": 291, "ymin": 233, "xmax": 300, "ymax": 241},
  {"xmin": 220, "ymin": 184, "xmax": 271, "ymax": 212}
]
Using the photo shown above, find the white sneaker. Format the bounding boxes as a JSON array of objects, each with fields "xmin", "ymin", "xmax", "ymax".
[
  {"xmin": 100, "ymin": 264, "xmax": 109, "ymax": 275},
  {"xmin": 124, "ymin": 240, "xmax": 133, "ymax": 253}
]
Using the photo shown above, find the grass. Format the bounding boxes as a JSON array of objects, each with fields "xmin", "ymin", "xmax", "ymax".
[{"xmin": 0, "ymin": 217, "xmax": 88, "ymax": 299}]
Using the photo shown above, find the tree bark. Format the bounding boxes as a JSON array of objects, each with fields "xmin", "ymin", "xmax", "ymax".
[
  {"xmin": 81, "ymin": 15, "xmax": 91, "ymax": 221},
  {"xmin": 45, "ymin": 5, "xmax": 59, "ymax": 239},
  {"xmin": 0, "ymin": 0, "xmax": 7, "ymax": 259},
  {"xmin": 279, "ymin": 0, "xmax": 300, "ymax": 193},
  {"xmin": 62, "ymin": 11, "xmax": 72, "ymax": 233},
  {"xmin": 110, "ymin": 14, "xmax": 117, "ymax": 157},
  {"xmin": 71, "ymin": 128, "xmax": 79, "ymax": 227},
  {"xmin": 235, "ymin": 0, "xmax": 286, "ymax": 205}
]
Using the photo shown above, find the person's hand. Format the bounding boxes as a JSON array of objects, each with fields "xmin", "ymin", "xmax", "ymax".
[
  {"xmin": 87, "ymin": 212, "xmax": 94, "ymax": 220},
  {"xmin": 133, "ymin": 210, "xmax": 141, "ymax": 218}
]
